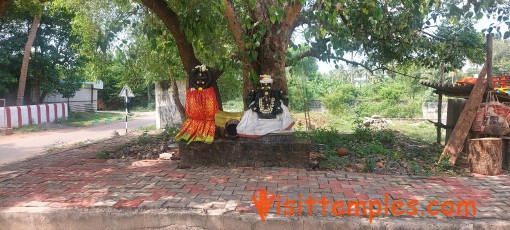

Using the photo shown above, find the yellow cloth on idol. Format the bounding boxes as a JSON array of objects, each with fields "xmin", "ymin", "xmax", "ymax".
[
  {"xmin": 214, "ymin": 111, "xmax": 244, "ymax": 127},
  {"xmin": 174, "ymin": 88, "xmax": 219, "ymax": 144}
]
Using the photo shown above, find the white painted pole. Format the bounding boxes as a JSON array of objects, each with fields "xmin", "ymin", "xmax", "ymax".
[
  {"xmin": 125, "ymin": 91, "xmax": 128, "ymax": 134},
  {"xmin": 0, "ymin": 99, "xmax": 5, "ymax": 129}
]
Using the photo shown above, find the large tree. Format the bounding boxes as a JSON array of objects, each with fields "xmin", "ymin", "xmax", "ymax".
[
  {"xmin": 138, "ymin": 0, "xmax": 510, "ymax": 108},
  {"xmin": 1, "ymin": 1, "xmax": 84, "ymax": 104}
]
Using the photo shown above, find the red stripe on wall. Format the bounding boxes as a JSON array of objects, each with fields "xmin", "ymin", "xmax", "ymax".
[
  {"xmin": 45, "ymin": 104, "xmax": 50, "ymax": 122},
  {"xmin": 54, "ymin": 104, "xmax": 58, "ymax": 121},
  {"xmin": 6, "ymin": 107, "xmax": 11, "ymax": 128},
  {"xmin": 61, "ymin": 103, "xmax": 66, "ymax": 118},
  {"xmin": 16, "ymin": 106, "xmax": 22, "ymax": 127},
  {"xmin": 36, "ymin": 104, "xmax": 41, "ymax": 124},
  {"xmin": 27, "ymin": 106, "xmax": 33, "ymax": 125}
]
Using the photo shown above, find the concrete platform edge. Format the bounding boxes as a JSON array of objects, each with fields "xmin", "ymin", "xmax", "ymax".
[{"xmin": 1, "ymin": 207, "xmax": 510, "ymax": 230}]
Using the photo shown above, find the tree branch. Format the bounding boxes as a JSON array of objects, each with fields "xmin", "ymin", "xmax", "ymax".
[
  {"xmin": 281, "ymin": 3, "xmax": 302, "ymax": 32},
  {"xmin": 223, "ymin": 0, "xmax": 245, "ymax": 51},
  {"xmin": 0, "ymin": 0, "xmax": 9, "ymax": 19},
  {"xmin": 289, "ymin": 47, "xmax": 421, "ymax": 80},
  {"xmin": 140, "ymin": 0, "xmax": 200, "ymax": 74},
  {"xmin": 376, "ymin": 67, "xmax": 422, "ymax": 79},
  {"xmin": 419, "ymin": 30, "xmax": 439, "ymax": 39},
  {"xmin": 334, "ymin": 3, "xmax": 348, "ymax": 24}
]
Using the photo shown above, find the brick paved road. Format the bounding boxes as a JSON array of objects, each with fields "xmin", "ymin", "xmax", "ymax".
[{"xmin": 0, "ymin": 137, "xmax": 509, "ymax": 224}]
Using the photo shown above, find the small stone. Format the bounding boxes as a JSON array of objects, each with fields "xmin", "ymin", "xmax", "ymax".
[
  {"xmin": 168, "ymin": 143, "xmax": 178, "ymax": 148},
  {"xmin": 336, "ymin": 148, "xmax": 349, "ymax": 156},
  {"xmin": 112, "ymin": 131, "xmax": 119, "ymax": 137},
  {"xmin": 159, "ymin": 152, "xmax": 172, "ymax": 160},
  {"xmin": 356, "ymin": 163, "xmax": 365, "ymax": 171}
]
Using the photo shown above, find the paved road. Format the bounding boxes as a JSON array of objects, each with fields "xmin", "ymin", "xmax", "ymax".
[{"xmin": 0, "ymin": 112, "xmax": 156, "ymax": 166}]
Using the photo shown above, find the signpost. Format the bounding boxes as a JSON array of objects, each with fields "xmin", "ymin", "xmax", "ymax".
[{"xmin": 119, "ymin": 84, "xmax": 134, "ymax": 134}]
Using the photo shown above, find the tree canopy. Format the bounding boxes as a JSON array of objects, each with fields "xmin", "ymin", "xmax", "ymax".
[{"xmin": 2, "ymin": 0, "xmax": 510, "ymax": 107}]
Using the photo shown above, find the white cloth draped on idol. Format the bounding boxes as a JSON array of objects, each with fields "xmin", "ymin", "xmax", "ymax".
[{"xmin": 236, "ymin": 104, "xmax": 294, "ymax": 137}]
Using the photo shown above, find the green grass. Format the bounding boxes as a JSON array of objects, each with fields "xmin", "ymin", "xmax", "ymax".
[
  {"xmin": 304, "ymin": 125, "xmax": 451, "ymax": 175},
  {"xmin": 137, "ymin": 124, "xmax": 157, "ymax": 132},
  {"xmin": 14, "ymin": 124, "xmax": 48, "ymax": 133},
  {"xmin": 130, "ymin": 102, "xmax": 156, "ymax": 112},
  {"xmin": 64, "ymin": 112, "xmax": 124, "ymax": 127},
  {"xmin": 387, "ymin": 120, "xmax": 444, "ymax": 143},
  {"xmin": 292, "ymin": 112, "xmax": 355, "ymax": 132},
  {"xmin": 96, "ymin": 150, "xmax": 109, "ymax": 159},
  {"xmin": 292, "ymin": 112, "xmax": 440, "ymax": 143}
]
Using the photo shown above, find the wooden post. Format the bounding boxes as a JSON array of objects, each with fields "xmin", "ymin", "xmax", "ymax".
[
  {"xmin": 437, "ymin": 63, "xmax": 445, "ymax": 144},
  {"xmin": 439, "ymin": 34, "xmax": 492, "ymax": 164},
  {"xmin": 437, "ymin": 93, "xmax": 443, "ymax": 144},
  {"xmin": 486, "ymin": 34, "xmax": 493, "ymax": 90},
  {"xmin": 445, "ymin": 99, "xmax": 466, "ymax": 142},
  {"xmin": 440, "ymin": 65, "xmax": 487, "ymax": 164},
  {"xmin": 468, "ymin": 138, "xmax": 503, "ymax": 175}
]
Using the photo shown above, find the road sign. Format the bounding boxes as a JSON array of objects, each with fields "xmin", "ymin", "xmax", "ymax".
[
  {"xmin": 119, "ymin": 84, "xmax": 135, "ymax": 98},
  {"xmin": 118, "ymin": 84, "xmax": 134, "ymax": 134}
]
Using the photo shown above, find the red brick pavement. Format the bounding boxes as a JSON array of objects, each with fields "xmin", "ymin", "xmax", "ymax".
[{"xmin": 0, "ymin": 146, "xmax": 509, "ymax": 221}]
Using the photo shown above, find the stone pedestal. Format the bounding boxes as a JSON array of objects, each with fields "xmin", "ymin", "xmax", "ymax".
[{"xmin": 178, "ymin": 134, "xmax": 310, "ymax": 168}]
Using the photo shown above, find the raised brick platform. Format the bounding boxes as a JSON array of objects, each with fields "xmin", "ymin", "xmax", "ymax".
[{"xmin": 178, "ymin": 134, "xmax": 311, "ymax": 168}]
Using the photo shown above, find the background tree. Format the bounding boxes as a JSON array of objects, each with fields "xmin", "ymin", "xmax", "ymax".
[
  {"xmin": 16, "ymin": 4, "xmax": 41, "ymax": 105},
  {"xmin": 493, "ymin": 39, "xmax": 510, "ymax": 74},
  {"xmin": 0, "ymin": 1, "xmax": 84, "ymax": 105}
]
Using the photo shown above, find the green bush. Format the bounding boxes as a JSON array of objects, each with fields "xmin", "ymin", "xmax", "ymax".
[
  {"xmin": 96, "ymin": 150, "xmax": 109, "ymax": 159},
  {"xmin": 323, "ymin": 84, "xmax": 358, "ymax": 115}
]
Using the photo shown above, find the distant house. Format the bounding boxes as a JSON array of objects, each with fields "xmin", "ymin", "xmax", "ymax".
[{"xmin": 45, "ymin": 81, "xmax": 103, "ymax": 112}]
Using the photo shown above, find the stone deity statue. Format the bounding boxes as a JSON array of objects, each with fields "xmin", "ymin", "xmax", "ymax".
[{"xmin": 237, "ymin": 75, "xmax": 294, "ymax": 137}]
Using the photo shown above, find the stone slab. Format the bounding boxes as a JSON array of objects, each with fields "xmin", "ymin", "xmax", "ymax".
[{"xmin": 179, "ymin": 136, "xmax": 310, "ymax": 168}]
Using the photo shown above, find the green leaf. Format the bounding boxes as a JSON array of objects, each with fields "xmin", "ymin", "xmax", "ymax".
[
  {"xmin": 249, "ymin": 0, "xmax": 256, "ymax": 10},
  {"xmin": 270, "ymin": 15, "xmax": 276, "ymax": 24},
  {"xmin": 320, "ymin": 28, "xmax": 327, "ymax": 38},
  {"xmin": 269, "ymin": 6, "xmax": 276, "ymax": 15},
  {"xmin": 251, "ymin": 51, "xmax": 258, "ymax": 61},
  {"xmin": 476, "ymin": 12, "xmax": 483, "ymax": 19},
  {"xmin": 504, "ymin": 31, "xmax": 510, "ymax": 40}
]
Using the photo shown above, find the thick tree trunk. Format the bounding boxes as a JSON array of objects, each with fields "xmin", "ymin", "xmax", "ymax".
[
  {"xmin": 39, "ymin": 91, "xmax": 47, "ymax": 104},
  {"xmin": 468, "ymin": 138, "xmax": 503, "ymax": 175},
  {"xmin": 17, "ymin": 13, "xmax": 41, "ymax": 106},
  {"xmin": 140, "ymin": 0, "xmax": 223, "ymax": 110},
  {"xmin": 0, "ymin": 0, "xmax": 9, "ymax": 19},
  {"xmin": 155, "ymin": 80, "xmax": 184, "ymax": 129},
  {"xmin": 224, "ymin": 1, "xmax": 301, "ymax": 109},
  {"xmin": 140, "ymin": 0, "xmax": 199, "ymax": 74}
]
